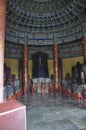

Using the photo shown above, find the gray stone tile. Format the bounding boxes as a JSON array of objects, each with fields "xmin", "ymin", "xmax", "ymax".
[
  {"xmin": 70, "ymin": 117, "xmax": 86, "ymax": 129},
  {"xmin": 17, "ymin": 94, "xmax": 86, "ymax": 130},
  {"xmin": 48, "ymin": 120, "xmax": 79, "ymax": 130}
]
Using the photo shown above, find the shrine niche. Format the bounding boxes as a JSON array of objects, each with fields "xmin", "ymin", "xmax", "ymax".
[
  {"xmin": 32, "ymin": 52, "xmax": 49, "ymax": 78},
  {"xmin": 4, "ymin": 63, "xmax": 15, "ymax": 84},
  {"xmin": 4, "ymin": 63, "xmax": 16, "ymax": 99}
]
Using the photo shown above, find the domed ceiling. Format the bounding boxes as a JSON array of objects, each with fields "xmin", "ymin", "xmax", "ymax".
[{"xmin": 6, "ymin": 0, "xmax": 86, "ymax": 45}]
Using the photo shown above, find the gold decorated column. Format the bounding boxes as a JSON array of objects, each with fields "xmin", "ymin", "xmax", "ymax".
[
  {"xmin": 53, "ymin": 44, "xmax": 59, "ymax": 89},
  {"xmin": 0, "ymin": 0, "xmax": 6, "ymax": 102},
  {"xmin": 83, "ymin": 35, "xmax": 86, "ymax": 61},
  {"xmin": 23, "ymin": 44, "xmax": 29, "ymax": 95}
]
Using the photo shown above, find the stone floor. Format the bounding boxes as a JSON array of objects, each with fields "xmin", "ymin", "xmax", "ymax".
[{"xmin": 17, "ymin": 93, "xmax": 86, "ymax": 130}]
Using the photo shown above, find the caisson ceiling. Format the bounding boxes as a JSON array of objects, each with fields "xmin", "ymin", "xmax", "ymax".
[{"xmin": 6, "ymin": 0, "xmax": 86, "ymax": 45}]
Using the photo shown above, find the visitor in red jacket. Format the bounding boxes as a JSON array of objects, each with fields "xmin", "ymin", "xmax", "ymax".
[
  {"xmin": 41, "ymin": 82, "xmax": 46, "ymax": 95},
  {"xmin": 48, "ymin": 82, "xmax": 54, "ymax": 95},
  {"xmin": 32, "ymin": 83, "xmax": 37, "ymax": 95}
]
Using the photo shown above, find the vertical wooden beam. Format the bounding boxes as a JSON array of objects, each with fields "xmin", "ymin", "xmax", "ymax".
[
  {"xmin": 0, "ymin": 0, "xmax": 6, "ymax": 102},
  {"xmin": 53, "ymin": 44, "xmax": 59, "ymax": 89},
  {"xmin": 23, "ymin": 44, "xmax": 29, "ymax": 95},
  {"xmin": 83, "ymin": 35, "xmax": 86, "ymax": 61}
]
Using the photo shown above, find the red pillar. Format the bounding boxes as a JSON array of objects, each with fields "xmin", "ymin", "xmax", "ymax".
[
  {"xmin": 83, "ymin": 35, "xmax": 86, "ymax": 61},
  {"xmin": 0, "ymin": 0, "xmax": 6, "ymax": 102},
  {"xmin": 53, "ymin": 44, "xmax": 59, "ymax": 89},
  {"xmin": 23, "ymin": 44, "xmax": 29, "ymax": 95}
]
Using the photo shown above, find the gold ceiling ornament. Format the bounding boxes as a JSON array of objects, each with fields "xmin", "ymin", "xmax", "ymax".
[
  {"xmin": 0, "ymin": 42, "xmax": 4, "ymax": 48},
  {"xmin": 0, "ymin": 7, "xmax": 5, "ymax": 14},
  {"xmin": 0, "ymin": 1, "xmax": 6, "ymax": 14}
]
